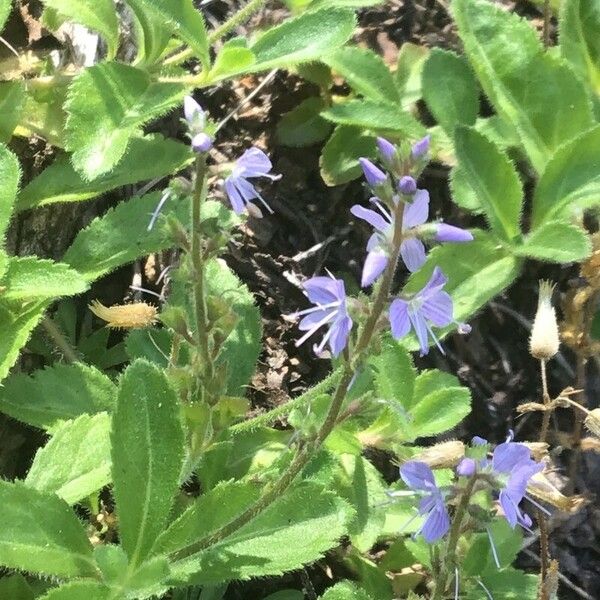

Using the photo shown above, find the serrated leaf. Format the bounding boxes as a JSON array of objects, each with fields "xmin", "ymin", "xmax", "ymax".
[
  {"xmin": 169, "ymin": 482, "xmax": 352, "ymax": 584},
  {"xmin": 449, "ymin": 165, "xmax": 482, "ymax": 214},
  {"xmin": 65, "ymin": 63, "xmax": 186, "ymax": 178},
  {"xmin": 370, "ymin": 340, "xmax": 416, "ymax": 409},
  {"xmin": 0, "ymin": 82, "xmax": 26, "ymax": 142},
  {"xmin": 2, "ymin": 256, "xmax": 88, "ymax": 301},
  {"xmin": 112, "ymin": 360, "xmax": 184, "ymax": 567},
  {"xmin": 516, "ymin": 221, "xmax": 591, "ymax": 263},
  {"xmin": 18, "ymin": 135, "xmax": 192, "ymax": 210},
  {"xmin": 454, "ymin": 126, "xmax": 523, "ymax": 242},
  {"xmin": 413, "ymin": 369, "xmax": 460, "ymax": 404},
  {"xmin": 320, "ymin": 581, "xmax": 372, "ymax": 600},
  {"xmin": 128, "ymin": 0, "xmax": 209, "ymax": 66},
  {"xmin": 277, "ymin": 97, "xmax": 332, "ymax": 147},
  {"xmin": 395, "ymin": 43, "xmax": 429, "ymax": 108},
  {"xmin": 453, "ymin": 0, "xmax": 594, "ymax": 173},
  {"xmin": 62, "ymin": 191, "xmax": 186, "ymax": 283},
  {"xmin": 41, "ymin": 0, "xmax": 119, "ymax": 59},
  {"xmin": 560, "ymin": 0, "xmax": 600, "ymax": 94},
  {"xmin": 40, "ymin": 582, "xmax": 110, "ymax": 600},
  {"xmin": 0, "ymin": 480, "xmax": 95, "ymax": 577},
  {"xmin": 532, "ymin": 125, "xmax": 600, "ymax": 227},
  {"xmin": 320, "ymin": 125, "xmax": 376, "ymax": 185},
  {"xmin": 324, "ymin": 47, "xmax": 399, "ymax": 104},
  {"xmin": 0, "ymin": 363, "xmax": 115, "ymax": 429},
  {"xmin": 127, "ymin": 0, "xmax": 173, "ymax": 64},
  {"xmin": 25, "ymin": 413, "xmax": 111, "ymax": 504},
  {"xmin": 0, "ymin": 300, "xmax": 47, "ymax": 383},
  {"xmin": 422, "ymin": 49, "xmax": 478, "ymax": 135},
  {"xmin": 321, "ymin": 99, "xmax": 425, "ymax": 137},
  {"xmin": 409, "ymin": 386, "xmax": 471, "ymax": 437},
  {"xmin": 246, "ymin": 8, "xmax": 356, "ymax": 74},
  {"xmin": 0, "ymin": 143, "xmax": 20, "ymax": 247}
]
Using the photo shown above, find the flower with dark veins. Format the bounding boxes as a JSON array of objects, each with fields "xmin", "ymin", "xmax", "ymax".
[
  {"xmin": 291, "ymin": 275, "xmax": 353, "ymax": 357},
  {"xmin": 223, "ymin": 147, "xmax": 281, "ymax": 217}
]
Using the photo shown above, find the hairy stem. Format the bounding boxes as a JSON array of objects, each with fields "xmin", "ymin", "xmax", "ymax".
[
  {"xmin": 542, "ymin": 0, "xmax": 551, "ymax": 48},
  {"xmin": 431, "ymin": 475, "xmax": 478, "ymax": 600},
  {"xmin": 171, "ymin": 201, "xmax": 406, "ymax": 562},
  {"xmin": 567, "ymin": 354, "xmax": 588, "ymax": 494},
  {"xmin": 539, "ymin": 359, "xmax": 551, "ymax": 443},
  {"xmin": 42, "ymin": 317, "xmax": 80, "ymax": 363}
]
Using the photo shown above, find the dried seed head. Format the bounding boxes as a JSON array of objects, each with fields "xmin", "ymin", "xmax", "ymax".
[
  {"xmin": 522, "ymin": 441, "xmax": 549, "ymax": 462},
  {"xmin": 580, "ymin": 437, "xmax": 600, "ymax": 453},
  {"xmin": 89, "ymin": 300, "xmax": 157, "ymax": 329},
  {"xmin": 529, "ymin": 280, "xmax": 560, "ymax": 360},
  {"xmin": 412, "ymin": 440, "xmax": 465, "ymax": 468},
  {"xmin": 584, "ymin": 408, "xmax": 600, "ymax": 439},
  {"xmin": 528, "ymin": 471, "xmax": 587, "ymax": 512}
]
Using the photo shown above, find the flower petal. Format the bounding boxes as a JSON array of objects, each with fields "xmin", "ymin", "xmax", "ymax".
[
  {"xmin": 389, "ymin": 299, "xmax": 411, "ymax": 339},
  {"xmin": 303, "ymin": 277, "xmax": 341, "ymax": 305},
  {"xmin": 184, "ymin": 96, "xmax": 204, "ymax": 123},
  {"xmin": 403, "ymin": 189, "xmax": 429, "ymax": 229},
  {"xmin": 492, "ymin": 442, "xmax": 531, "ymax": 474},
  {"xmin": 329, "ymin": 315, "xmax": 352, "ymax": 357},
  {"xmin": 400, "ymin": 237, "xmax": 427, "ymax": 272},
  {"xmin": 421, "ymin": 290, "xmax": 453, "ymax": 327},
  {"xmin": 351, "ymin": 205, "xmax": 389, "ymax": 232},
  {"xmin": 408, "ymin": 309, "xmax": 430, "ymax": 356},
  {"xmin": 421, "ymin": 266, "xmax": 448, "ymax": 297},
  {"xmin": 235, "ymin": 147, "xmax": 273, "ymax": 176},
  {"xmin": 362, "ymin": 250, "xmax": 388, "ymax": 287},
  {"xmin": 421, "ymin": 503, "xmax": 450, "ymax": 543},
  {"xmin": 400, "ymin": 461, "xmax": 436, "ymax": 490},
  {"xmin": 498, "ymin": 490, "xmax": 519, "ymax": 528},
  {"xmin": 224, "ymin": 178, "xmax": 246, "ymax": 214},
  {"xmin": 298, "ymin": 309, "xmax": 334, "ymax": 330}
]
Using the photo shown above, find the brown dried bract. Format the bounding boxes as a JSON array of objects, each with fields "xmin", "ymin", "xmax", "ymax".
[{"xmin": 89, "ymin": 300, "xmax": 157, "ymax": 329}]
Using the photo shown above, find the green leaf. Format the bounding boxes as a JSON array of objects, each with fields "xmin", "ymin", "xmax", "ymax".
[
  {"xmin": 560, "ymin": 0, "xmax": 600, "ymax": 94},
  {"xmin": 0, "ymin": 82, "xmax": 26, "ymax": 142},
  {"xmin": 247, "ymin": 8, "xmax": 356, "ymax": 74},
  {"xmin": 395, "ymin": 43, "xmax": 429, "ymax": 108},
  {"xmin": 321, "ymin": 99, "xmax": 425, "ymax": 137},
  {"xmin": 449, "ymin": 165, "xmax": 482, "ymax": 214},
  {"xmin": 2, "ymin": 256, "xmax": 88, "ymax": 301},
  {"xmin": 516, "ymin": 221, "xmax": 591, "ymax": 263},
  {"xmin": 277, "ymin": 97, "xmax": 332, "ymax": 147},
  {"xmin": 320, "ymin": 581, "xmax": 372, "ymax": 600},
  {"xmin": 0, "ymin": 0, "xmax": 11, "ymax": 32},
  {"xmin": 129, "ymin": 0, "xmax": 209, "ymax": 66},
  {"xmin": 0, "ymin": 300, "xmax": 47, "ymax": 383},
  {"xmin": 0, "ymin": 480, "xmax": 95, "ymax": 577},
  {"xmin": 320, "ymin": 125, "xmax": 376, "ymax": 185},
  {"xmin": 453, "ymin": 0, "xmax": 594, "ymax": 173},
  {"xmin": 127, "ymin": 0, "xmax": 172, "ymax": 64},
  {"xmin": 413, "ymin": 369, "xmax": 460, "ymax": 404},
  {"xmin": 65, "ymin": 63, "xmax": 186, "ymax": 178},
  {"xmin": 25, "ymin": 413, "xmax": 111, "ymax": 504},
  {"xmin": 454, "ymin": 126, "xmax": 523, "ymax": 242},
  {"xmin": 41, "ymin": 0, "xmax": 119, "ymax": 59},
  {"xmin": 422, "ymin": 49, "xmax": 478, "ymax": 134},
  {"xmin": 324, "ymin": 47, "xmax": 399, "ymax": 104},
  {"xmin": 18, "ymin": 135, "xmax": 192, "ymax": 210},
  {"xmin": 169, "ymin": 482, "xmax": 352, "ymax": 584},
  {"xmin": 112, "ymin": 360, "xmax": 184, "ymax": 567},
  {"xmin": 370, "ymin": 340, "xmax": 416, "ymax": 409},
  {"xmin": 62, "ymin": 191, "xmax": 186, "ymax": 283},
  {"xmin": 532, "ymin": 125, "xmax": 600, "ymax": 227},
  {"xmin": 209, "ymin": 43, "xmax": 256, "ymax": 80},
  {"xmin": 40, "ymin": 582, "xmax": 110, "ymax": 600},
  {"xmin": 463, "ymin": 520, "xmax": 522, "ymax": 575},
  {"xmin": 309, "ymin": 0, "xmax": 383, "ymax": 9},
  {"xmin": 0, "ymin": 363, "xmax": 115, "ymax": 429},
  {"xmin": 409, "ymin": 386, "xmax": 471, "ymax": 437},
  {"xmin": 0, "ymin": 143, "xmax": 20, "ymax": 245},
  {"xmin": 0, "ymin": 574, "xmax": 35, "ymax": 600},
  {"xmin": 465, "ymin": 569, "xmax": 538, "ymax": 600}
]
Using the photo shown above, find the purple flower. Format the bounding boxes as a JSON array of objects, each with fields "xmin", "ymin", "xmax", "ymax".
[
  {"xmin": 359, "ymin": 158, "xmax": 387, "ymax": 187},
  {"xmin": 400, "ymin": 189, "xmax": 430, "ymax": 272},
  {"xmin": 184, "ymin": 96, "xmax": 213, "ymax": 153},
  {"xmin": 435, "ymin": 223, "xmax": 473, "ymax": 243},
  {"xmin": 291, "ymin": 275, "xmax": 353, "ymax": 357},
  {"xmin": 400, "ymin": 461, "xmax": 450, "ymax": 543},
  {"xmin": 399, "ymin": 176, "xmax": 417, "ymax": 195},
  {"xmin": 377, "ymin": 137, "xmax": 397, "ymax": 164},
  {"xmin": 412, "ymin": 135, "xmax": 431, "ymax": 159},
  {"xmin": 224, "ymin": 147, "xmax": 280, "ymax": 216},
  {"xmin": 389, "ymin": 267, "xmax": 455, "ymax": 356}
]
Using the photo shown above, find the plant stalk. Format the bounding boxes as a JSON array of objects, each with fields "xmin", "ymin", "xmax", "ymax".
[
  {"xmin": 567, "ymin": 354, "xmax": 587, "ymax": 494},
  {"xmin": 42, "ymin": 316, "xmax": 80, "ymax": 363}
]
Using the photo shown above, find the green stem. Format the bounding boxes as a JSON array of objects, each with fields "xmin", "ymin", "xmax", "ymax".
[
  {"xmin": 42, "ymin": 317, "xmax": 80, "ymax": 363},
  {"xmin": 190, "ymin": 155, "xmax": 213, "ymax": 384},
  {"xmin": 431, "ymin": 475, "xmax": 478, "ymax": 600},
  {"xmin": 171, "ymin": 199, "xmax": 407, "ymax": 562},
  {"xmin": 163, "ymin": 0, "xmax": 269, "ymax": 67}
]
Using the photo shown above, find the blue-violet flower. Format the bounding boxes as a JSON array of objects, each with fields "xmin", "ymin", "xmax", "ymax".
[{"xmin": 184, "ymin": 96, "xmax": 213, "ymax": 153}]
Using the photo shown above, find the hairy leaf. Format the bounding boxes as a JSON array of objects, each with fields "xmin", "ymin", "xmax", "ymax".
[
  {"xmin": 126, "ymin": 0, "xmax": 174, "ymax": 64},
  {"xmin": 454, "ymin": 126, "xmax": 523, "ymax": 242},
  {"xmin": 277, "ymin": 97, "xmax": 332, "ymax": 147},
  {"xmin": 18, "ymin": 135, "xmax": 192, "ymax": 210},
  {"xmin": 516, "ymin": 221, "xmax": 591, "ymax": 263},
  {"xmin": 409, "ymin": 387, "xmax": 471, "ymax": 437},
  {"xmin": 25, "ymin": 413, "xmax": 111, "ymax": 504},
  {"xmin": 0, "ymin": 574, "xmax": 35, "ymax": 600},
  {"xmin": 0, "ymin": 143, "xmax": 20, "ymax": 247},
  {"xmin": 0, "ymin": 480, "xmax": 95, "ymax": 577},
  {"xmin": 209, "ymin": 43, "xmax": 256, "ymax": 80},
  {"xmin": 453, "ymin": 0, "xmax": 594, "ymax": 172},
  {"xmin": 395, "ymin": 43, "xmax": 429, "ymax": 108},
  {"xmin": 169, "ymin": 482, "xmax": 352, "ymax": 584},
  {"xmin": 2, "ymin": 256, "xmax": 88, "ymax": 301},
  {"xmin": 422, "ymin": 49, "xmax": 478, "ymax": 134},
  {"xmin": 320, "ymin": 125, "xmax": 376, "ymax": 185},
  {"xmin": 0, "ymin": 363, "xmax": 115, "ymax": 429},
  {"xmin": 41, "ymin": 0, "xmax": 119, "ymax": 58},
  {"xmin": 370, "ymin": 340, "xmax": 416, "ymax": 409},
  {"xmin": 0, "ymin": 82, "xmax": 26, "ymax": 143},
  {"xmin": 65, "ymin": 63, "xmax": 186, "ymax": 178},
  {"xmin": 324, "ymin": 47, "xmax": 399, "ymax": 104},
  {"xmin": 532, "ymin": 125, "xmax": 600, "ymax": 227},
  {"xmin": 112, "ymin": 360, "xmax": 184, "ymax": 567},
  {"xmin": 40, "ymin": 582, "xmax": 110, "ymax": 600},
  {"xmin": 320, "ymin": 581, "xmax": 372, "ymax": 600}
]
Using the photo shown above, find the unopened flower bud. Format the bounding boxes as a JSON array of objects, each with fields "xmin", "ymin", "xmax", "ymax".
[
  {"xmin": 529, "ymin": 281, "xmax": 560, "ymax": 360},
  {"xmin": 411, "ymin": 135, "xmax": 430, "ymax": 159},
  {"xmin": 184, "ymin": 96, "xmax": 213, "ymax": 153},
  {"xmin": 358, "ymin": 157, "xmax": 387, "ymax": 187},
  {"xmin": 377, "ymin": 137, "xmax": 397, "ymax": 164},
  {"xmin": 191, "ymin": 132, "xmax": 213, "ymax": 153},
  {"xmin": 584, "ymin": 408, "xmax": 600, "ymax": 438},
  {"xmin": 456, "ymin": 457, "xmax": 477, "ymax": 477},
  {"xmin": 89, "ymin": 300, "xmax": 157, "ymax": 329},
  {"xmin": 435, "ymin": 223, "xmax": 473, "ymax": 243},
  {"xmin": 398, "ymin": 175, "xmax": 417, "ymax": 195}
]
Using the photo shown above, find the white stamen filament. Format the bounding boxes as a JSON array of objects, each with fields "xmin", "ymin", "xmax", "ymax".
[{"xmin": 294, "ymin": 310, "xmax": 337, "ymax": 348}]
